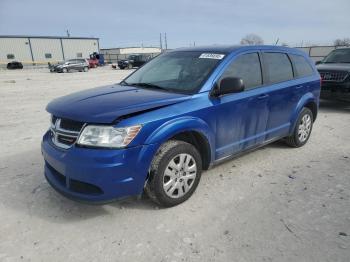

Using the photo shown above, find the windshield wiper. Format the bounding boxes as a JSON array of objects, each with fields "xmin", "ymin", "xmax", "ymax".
[
  {"xmin": 128, "ymin": 82, "xmax": 168, "ymax": 91},
  {"xmin": 119, "ymin": 80, "xmax": 129, "ymax": 86}
]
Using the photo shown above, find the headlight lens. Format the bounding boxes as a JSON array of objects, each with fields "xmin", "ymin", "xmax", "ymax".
[{"xmin": 77, "ymin": 125, "xmax": 142, "ymax": 148}]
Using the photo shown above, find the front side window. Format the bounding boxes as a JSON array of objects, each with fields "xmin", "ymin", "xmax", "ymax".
[
  {"xmin": 219, "ymin": 53, "xmax": 262, "ymax": 90},
  {"xmin": 322, "ymin": 49, "xmax": 350, "ymax": 63},
  {"xmin": 7, "ymin": 54, "xmax": 15, "ymax": 59},
  {"xmin": 124, "ymin": 51, "xmax": 225, "ymax": 94},
  {"xmin": 290, "ymin": 54, "xmax": 314, "ymax": 77},
  {"xmin": 263, "ymin": 52, "xmax": 293, "ymax": 84}
]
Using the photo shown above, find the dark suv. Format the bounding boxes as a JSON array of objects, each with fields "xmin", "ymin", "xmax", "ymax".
[
  {"xmin": 316, "ymin": 48, "xmax": 350, "ymax": 101},
  {"xmin": 49, "ymin": 59, "xmax": 89, "ymax": 73},
  {"xmin": 117, "ymin": 54, "xmax": 151, "ymax": 69}
]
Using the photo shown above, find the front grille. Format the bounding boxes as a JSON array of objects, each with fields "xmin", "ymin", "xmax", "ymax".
[
  {"xmin": 51, "ymin": 116, "xmax": 84, "ymax": 149},
  {"xmin": 319, "ymin": 71, "xmax": 349, "ymax": 82}
]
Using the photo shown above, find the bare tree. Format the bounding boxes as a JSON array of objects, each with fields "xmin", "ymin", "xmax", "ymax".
[
  {"xmin": 240, "ymin": 34, "xmax": 264, "ymax": 45},
  {"xmin": 334, "ymin": 38, "xmax": 350, "ymax": 46}
]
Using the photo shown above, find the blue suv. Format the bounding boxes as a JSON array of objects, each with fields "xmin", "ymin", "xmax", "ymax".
[{"xmin": 42, "ymin": 45, "xmax": 321, "ymax": 207}]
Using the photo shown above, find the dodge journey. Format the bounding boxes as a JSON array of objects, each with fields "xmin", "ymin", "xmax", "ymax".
[{"xmin": 42, "ymin": 45, "xmax": 321, "ymax": 207}]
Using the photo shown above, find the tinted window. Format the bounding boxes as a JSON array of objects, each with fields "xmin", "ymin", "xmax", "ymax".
[
  {"xmin": 323, "ymin": 49, "xmax": 350, "ymax": 63},
  {"xmin": 290, "ymin": 54, "xmax": 313, "ymax": 77},
  {"xmin": 263, "ymin": 53, "xmax": 293, "ymax": 83},
  {"xmin": 7, "ymin": 54, "xmax": 15, "ymax": 59},
  {"xmin": 220, "ymin": 53, "xmax": 262, "ymax": 90}
]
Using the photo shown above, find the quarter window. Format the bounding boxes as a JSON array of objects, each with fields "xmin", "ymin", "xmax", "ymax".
[
  {"xmin": 290, "ymin": 54, "xmax": 314, "ymax": 77},
  {"xmin": 7, "ymin": 54, "xmax": 15, "ymax": 59},
  {"xmin": 263, "ymin": 52, "xmax": 293, "ymax": 84},
  {"xmin": 45, "ymin": 53, "xmax": 52, "ymax": 59},
  {"xmin": 220, "ymin": 53, "xmax": 262, "ymax": 90}
]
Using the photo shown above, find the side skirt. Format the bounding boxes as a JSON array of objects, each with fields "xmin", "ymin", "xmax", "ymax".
[{"xmin": 208, "ymin": 135, "xmax": 286, "ymax": 169}]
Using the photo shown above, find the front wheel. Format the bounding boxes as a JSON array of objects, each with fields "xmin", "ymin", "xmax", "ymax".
[
  {"xmin": 145, "ymin": 140, "xmax": 202, "ymax": 207},
  {"xmin": 285, "ymin": 107, "xmax": 313, "ymax": 147}
]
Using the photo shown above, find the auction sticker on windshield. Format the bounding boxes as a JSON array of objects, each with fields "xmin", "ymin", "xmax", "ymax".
[{"xmin": 199, "ymin": 53, "xmax": 225, "ymax": 59}]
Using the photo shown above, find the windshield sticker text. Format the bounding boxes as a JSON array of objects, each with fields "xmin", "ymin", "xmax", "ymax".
[{"xmin": 199, "ymin": 53, "xmax": 225, "ymax": 60}]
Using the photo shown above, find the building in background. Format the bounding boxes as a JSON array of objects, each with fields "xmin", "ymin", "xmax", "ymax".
[
  {"xmin": 100, "ymin": 47, "xmax": 161, "ymax": 64},
  {"xmin": 0, "ymin": 35, "xmax": 99, "ymax": 66}
]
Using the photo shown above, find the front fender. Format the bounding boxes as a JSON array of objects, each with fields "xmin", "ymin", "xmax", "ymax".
[
  {"xmin": 289, "ymin": 92, "xmax": 318, "ymax": 134},
  {"xmin": 144, "ymin": 116, "xmax": 215, "ymax": 162}
]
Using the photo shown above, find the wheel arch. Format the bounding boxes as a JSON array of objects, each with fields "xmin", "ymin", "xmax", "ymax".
[{"xmin": 144, "ymin": 116, "xmax": 215, "ymax": 170}]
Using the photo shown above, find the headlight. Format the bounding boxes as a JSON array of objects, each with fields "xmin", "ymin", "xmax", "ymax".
[{"xmin": 77, "ymin": 125, "xmax": 142, "ymax": 148}]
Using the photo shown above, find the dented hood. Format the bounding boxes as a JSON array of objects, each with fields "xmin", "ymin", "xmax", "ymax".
[{"xmin": 46, "ymin": 84, "xmax": 190, "ymax": 123}]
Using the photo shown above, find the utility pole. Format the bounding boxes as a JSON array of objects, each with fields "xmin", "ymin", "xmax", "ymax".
[
  {"xmin": 164, "ymin": 33, "xmax": 168, "ymax": 50},
  {"xmin": 194, "ymin": 41, "xmax": 196, "ymax": 46},
  {"xmin": 66, "ymin": 29, "xmax": 70, "ymax": 37},
  {"xmin": 159, "ymin": 33, "xmax": 163, "ymax": 51}
]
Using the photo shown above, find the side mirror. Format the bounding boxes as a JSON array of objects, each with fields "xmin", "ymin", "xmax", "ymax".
[
  {"xmin": 212, "ymin": 77, "xmax": 245, "ymax": 96},
  {"xmin": 315, "ymin": 61, "xmax": 322, "ymax": 65}
]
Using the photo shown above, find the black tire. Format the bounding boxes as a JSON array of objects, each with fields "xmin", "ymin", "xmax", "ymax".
[
  {"xmin": 145, "ymin": 140, "xmax": 202, "ymax": 207},
  {"xmin": 285, "ymin": 107, "xmax": 313, "ymax": 147}
]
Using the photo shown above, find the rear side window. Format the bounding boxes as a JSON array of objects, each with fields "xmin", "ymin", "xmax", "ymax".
[
  {"xmin": 290, "ymin": 54, "xmax": 314, "ymax": 77},
  {"xmin": 263, "ymin": 52, "xmax": 293, "ymax": 84},
  {"xmin": 220, "ymin": 53, "xmax": 262, "ymax": 90}
]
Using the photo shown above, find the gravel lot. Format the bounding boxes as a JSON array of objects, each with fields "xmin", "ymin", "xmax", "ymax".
[{"xmin": 0, "ymin": 67, "xmax": 349, "ymax": 262}]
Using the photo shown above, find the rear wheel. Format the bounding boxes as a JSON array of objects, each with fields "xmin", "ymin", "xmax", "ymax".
[
  {"xmin": 145, "ymin": 140, "xmax": 202, "ymax": 207},
  {"xmin": 285, "ymin": 107, "xmax": 313, "ymax": 147}
]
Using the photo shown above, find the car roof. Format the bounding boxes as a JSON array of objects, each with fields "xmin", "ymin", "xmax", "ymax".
[{"xmin": 170, "ymin": 45, "xmax": 305, "ymax": 56}]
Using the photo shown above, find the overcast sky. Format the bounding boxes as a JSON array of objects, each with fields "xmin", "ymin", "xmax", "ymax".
[{"xmin": 0, "ymin": 0, "xmax": 349, "ymax": 48}]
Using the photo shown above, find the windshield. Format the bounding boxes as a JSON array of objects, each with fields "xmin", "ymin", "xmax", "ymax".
[
  {"xmin": 122, "ymin": 51, "xmax": 225, "ymax": 94},
  {"xmin": 323, "ymin": 49, "xmax": 350, "ymax": 63}
]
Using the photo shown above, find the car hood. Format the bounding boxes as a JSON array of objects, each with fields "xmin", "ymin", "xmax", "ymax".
[
  {"xmin": 316, "ymin": 63, "xmax": 350, "ymax": 71},
  {"xmin": 46, "ymin": 84, "xmax": 191, "ymax": 123}
]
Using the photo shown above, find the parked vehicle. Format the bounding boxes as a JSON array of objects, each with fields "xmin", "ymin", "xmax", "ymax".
[
  {"xmin": 117, "ymin": 54, "xmax": 150, "ymax": 69},
  {"xmin": 7, "ymin": 61, "xmax": 23, "ymax": 69},
  {"xmin": 316, "ymin": 48, "xmax": 350, "ymax": 101},
  {"xmin": 42, "ymin": 45, "xmax": 320, "ymax": 207},
  {"xmin": 88, "ymin": 52, "xmax": 105, "ymax": 68},
  {"xmin": 49, "ymin": 59, "xmax": 89, "ymax": 73}
]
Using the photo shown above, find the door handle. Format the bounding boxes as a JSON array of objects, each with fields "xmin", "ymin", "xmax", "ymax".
[{"xmin": 257, "ymin": 94, "xmax": 269, "ymax": 99}]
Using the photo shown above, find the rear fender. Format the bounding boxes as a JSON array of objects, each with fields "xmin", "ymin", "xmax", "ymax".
[{"xmin": 289, "ymin": 92, "xmax": 317, "ymax": 134}]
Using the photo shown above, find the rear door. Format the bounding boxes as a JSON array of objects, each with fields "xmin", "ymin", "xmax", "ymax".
[
  {"xmin": 261, "ymin": 52, "xmax": 300, "ymax": 140},
  {"xmin": 212, "ymin": 52, "xmax": 270, "ymax": 159}
]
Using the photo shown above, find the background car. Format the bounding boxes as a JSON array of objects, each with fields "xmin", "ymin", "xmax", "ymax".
[
  {"xmin": 7, "ymin": 61, "xmax": 23, "ymax": 70},
  {"xmin": 117, "ymin": 54, "xmax": 150, "ymax": 69},
  {"xmin": 316, "ymin": 48, "xmax": 350, "ymax": 101},
  {"xmin": 49, "ymin": 59, "xmax": 89, "ymax": 73}
]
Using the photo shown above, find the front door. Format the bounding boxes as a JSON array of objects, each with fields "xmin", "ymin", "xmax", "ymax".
[{"xmin": 212, "ymin": 52, "xmax": 269, "ymax": 160}]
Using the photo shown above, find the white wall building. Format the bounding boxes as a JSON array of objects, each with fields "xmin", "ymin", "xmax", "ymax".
[{"xmin": 0, "ymin": 35, "xmax": 99, "ymax": 65}]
